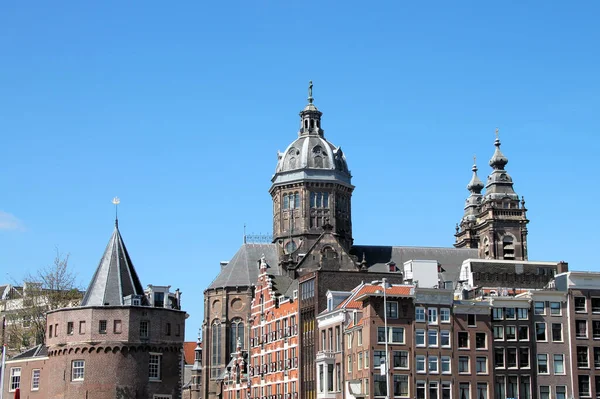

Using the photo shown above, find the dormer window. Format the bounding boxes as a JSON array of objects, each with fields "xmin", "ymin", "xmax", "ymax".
[{"xmin": 327, "ymin": 297, "xmax": 333, "ymax": 311}]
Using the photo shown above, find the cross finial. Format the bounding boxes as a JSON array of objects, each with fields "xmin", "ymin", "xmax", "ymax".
[
  {"xmin": 112, "ymin": 197, "xmax": 120, "ymax": 227},
  {"xmin": 495, "ymin": 128, "xmax": 499, "ymax": 138},
  {"xmin": 473, "ymin": 154, "xmax": 477, "ymax": 165},
  {"xmin": 308, "ymin": 81, "xmax": 314, "ymax": 104}
]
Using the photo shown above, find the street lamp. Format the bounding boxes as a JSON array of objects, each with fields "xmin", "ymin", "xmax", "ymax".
[{"xmin": 372, "ymin": 278, "xmax": 390, "ymax": 399}]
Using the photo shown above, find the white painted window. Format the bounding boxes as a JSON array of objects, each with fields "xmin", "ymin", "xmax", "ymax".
[
  {"xmin": 149, "ymin": 353, "xmax": 162, "ymax": 380},
  {"xmin": 10, "ymin": 368, "xmax": 21, "ymax": 392},
  {"xmin": 72, "ymin": 360, "xmax": 85, "ymax": 381},
  {"xmin": 31, "ymin": 369, "xmax": 40, "ymax": 390}
]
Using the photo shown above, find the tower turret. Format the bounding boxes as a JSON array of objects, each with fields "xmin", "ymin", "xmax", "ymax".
[{"xmin": 454, "ymin": 130, "xmax": 529, "ymax": 260}]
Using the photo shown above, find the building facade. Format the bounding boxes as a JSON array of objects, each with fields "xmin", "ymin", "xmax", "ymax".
[{"xmin": 201, "ymin": 83, "xmax": 583, "ymax": 399}]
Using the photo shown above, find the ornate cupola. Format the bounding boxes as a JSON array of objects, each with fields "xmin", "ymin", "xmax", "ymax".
[
  {"xmin": 270, "ymin": 82, "xmax": 354, "ymax": 262},
  {"xmin": 454, "ymin": 129, "xmax": 529, "ymax": 260},
  {"xmin": 484, "ymin": 130, "xmax": 518, "ymax": 201}
]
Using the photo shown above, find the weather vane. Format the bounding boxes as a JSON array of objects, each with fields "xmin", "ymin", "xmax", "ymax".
[
  {"xmin": 495, "ymin": 128, "xmax": 499, "ymax": 138},
  {"xmin": 308, "ymin": 80, "xmax": 313, "ymax": 104},
  {"xmin": 112, "ymin": 196, "xmax": 120, "ymax": 226}
]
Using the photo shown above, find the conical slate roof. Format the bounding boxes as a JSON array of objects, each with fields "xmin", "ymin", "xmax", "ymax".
[{"xmin": 80, "ymin": 223, "xmax": 144, "ymax": 306}]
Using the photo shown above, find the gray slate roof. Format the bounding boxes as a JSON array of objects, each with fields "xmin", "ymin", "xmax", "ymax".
[
  {"xmin": 208, "ymin": 244, "xmax": 281, "ymax": 289},
  {"xmin": 351, "ymin": 245, "xmax": 478, "ymax": 285},
  {"xmin": 11, "ymin": 344, "xmax": 48, "ymax": 360},
  {"xmin": 208, "ymin": 243, "xmax": 478, "ymax": 291},
  {"xmin": 80, "ymin": 224, "xmax": 145, "ymax": 306}
]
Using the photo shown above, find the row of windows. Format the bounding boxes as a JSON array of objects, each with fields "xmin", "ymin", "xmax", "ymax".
[
  {"xmin": 354, "ymin": 376, "xmax": 575, "ymax": 399},
  {"xmin": 492, "ymin": 307, "xmax": 529, "ymax": 320},
  {"xmin": 415, "ymin": 307, "xmax": 451, "ymax": 324},
  {"xmin": 574, "ymin": 296, "xmax": 600, "ymax": 313},
  {"xmin": 251, "ymin": 381, "xmax": 298, "ymax": 398},
  {"xmin": 48, "ymin": 319, "xmax": 177, "ymax": 338},
  {"xmin": 281, "ymin": 192, "xmax": 331, "ymax": 210},
  {"xmin": 9, "ymin": 368, "xmax": 40, "ymax": 392}
]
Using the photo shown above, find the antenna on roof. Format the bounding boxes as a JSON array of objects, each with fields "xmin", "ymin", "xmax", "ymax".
[
  {"xmin": 112, "ymin": 197, "xmax": 121, "ymax": 228},
  {"xmin": 243, "ymin": 223, "xmax": 247, "ymax": 244}
]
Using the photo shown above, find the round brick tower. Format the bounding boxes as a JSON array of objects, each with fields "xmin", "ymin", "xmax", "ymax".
[{"xmin": 45, "ymin": 223, "xmax": 186, "ymax": 399}]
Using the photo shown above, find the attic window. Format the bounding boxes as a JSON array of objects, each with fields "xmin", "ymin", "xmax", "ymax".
[{"xmin": 388, "ymin": 262, "xmax": 396, "ymax": 272}]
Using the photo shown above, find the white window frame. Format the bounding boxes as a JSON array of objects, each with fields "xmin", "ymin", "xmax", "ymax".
[
  {"xmin": 476, "ymin": 356, "xmax": 487, "ymax": 374},
  {"xmin": 458, "ymin": 356, "xmax": 470, "ymax": 374},
  {"xmin": 416, "ymin": 355, "xmax": 426, "ymax": 373},
  {"xmin": 149, "ymin": 352, "xmax": 162, "ymax": 381},
  {"xmin": 553, "ymin": 354, "xmax": 565, "ymax": 375},
  {"xmin": 535, "ymin": 322, "xmax": 547, "ymax": 342},
  {"xmin": 31, "ymin": 368, "xmax": 40, "ymax": 390},
  {"xmin": 72, "ymin": 360, "xmax": 85, "ymax": 381},
  {"xmin": 534, "ymin": 301, "xmax": 545, "ymax": 315},
  {"xmin": 537, "ymin": 354, "xmax": 549, "ymax": 375},
  {"xmin": 550, "ymin": 302, "xmax": 562, "ymax": 316},
  {"xmin": 428, "ymin": 308, "xmax": 438, "ymax": 325},
  {"xmin": 517, "ymin": 308, "xmax": 529, "ymax": 320},
  {"xmin": 428, "ymin": 356, "xmax": 439, "ymax": 374},
  {"xmin": 575, "ymin": 296, "xmax": 587, "ymax": 313},
  {"xmin": 492, "ymin": 308, "xmax": 504, "ymax": 320},
  {"xmin": 416, "ymin": 307, "xmax": 426, "ymax": 322},
  {"xmin": 440, "ymin": 308, "xmax": 451, "ymax": 323},
  {"xmin": 9, "ymin": 367, "xmax": 21, "ymax": 392},
  {"xmin": 493, "ymin": 325, "xmax": 504, "ymax": 341},
  {"xmin": 441, "ymin": 356, "xmax": 451, "ymax": 374},
  {"xmin": 505, "ymin": 325, "xmax": 517, "ymax": 341},
  {"xmin": 428, "ymin": 329, "xmax": 438, "ymax": 348},
  {"xmin": 440, "ymin": 330, "xmax": 451, "ymax": 348},
  {"xmin": 416, "ymin": 329, "xmax": 426, "ymax": 347}
]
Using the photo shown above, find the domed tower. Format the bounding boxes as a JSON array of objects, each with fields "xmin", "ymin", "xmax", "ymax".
[{"xmin": 270, "ymin": 82, "xmax": 354, "ymax": 257}]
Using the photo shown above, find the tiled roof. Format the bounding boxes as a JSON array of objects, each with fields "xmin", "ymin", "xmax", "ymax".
[
  {"xmin": 81, "ymin": 224, "xmax": 145, "ymax": 306},
  {"xmin": 355, "ymin": 285, "xmax": 413, "ymax": 297},
  {"xmin": 183, "ymin": 342, "xmax": 197, "ymax": 365}
]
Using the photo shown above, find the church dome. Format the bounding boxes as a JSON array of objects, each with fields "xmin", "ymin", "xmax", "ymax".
[
  {"xmin": 275, "ymin": 135, "xmax": 349, "ymax": 175},
  {"xmin": 271, "ymin": 82, "xmax": 352, "ymax": 188}
]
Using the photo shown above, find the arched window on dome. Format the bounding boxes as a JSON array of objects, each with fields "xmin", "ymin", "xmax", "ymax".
[
  {"xmin": 310, "ymin": 120, "xmax": 314, "ymax": 128},
  {"xmin": 211, "ymin": 321, "xmax": 222, "ymax": 378},
  {"xmin": 230, "ymin": 318, "xmax": 244, "ymax": 353},
  {"xmin": 288, "ymin": 157, "xmax": 296, "ymax": 169},
  {"xmin": 304, "ymin": 120, "xmax": 308, "ymax": 129},
  {"xmin": 502, "ymin": 236, "xmax": 515, "ymax": 260}
]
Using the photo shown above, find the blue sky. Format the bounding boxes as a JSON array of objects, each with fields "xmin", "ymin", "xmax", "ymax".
[{"xmin": 1, "ymin": 1, "xmax": 599, "ymax": 341}]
